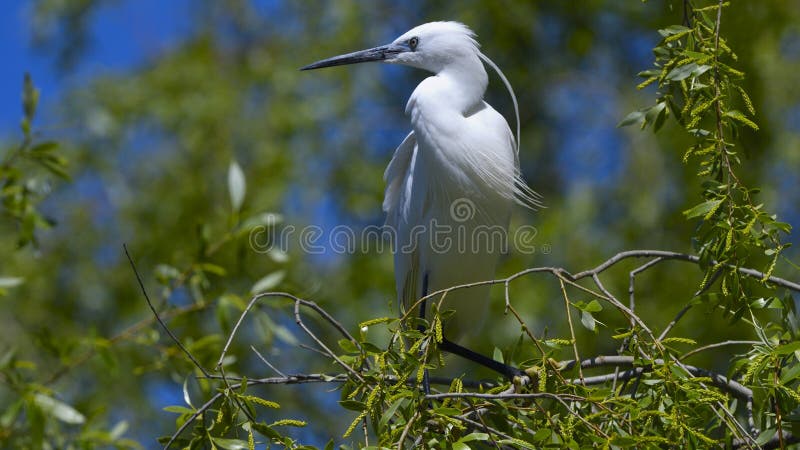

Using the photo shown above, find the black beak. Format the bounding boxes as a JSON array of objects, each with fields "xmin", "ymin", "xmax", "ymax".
[{"xmin": 300, "ymin": 44, "xmax": 406, "ymax": 71}]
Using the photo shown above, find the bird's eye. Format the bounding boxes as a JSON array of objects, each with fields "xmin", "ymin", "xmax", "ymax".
[{"xmin": 408, "ymin": 37, "xmax": 419, "ymax": 50}]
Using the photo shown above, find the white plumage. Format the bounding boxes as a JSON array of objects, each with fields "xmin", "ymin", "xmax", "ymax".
[{"xmin": 303, "ymin": 21, "xmax": 539, "ymax": 342}]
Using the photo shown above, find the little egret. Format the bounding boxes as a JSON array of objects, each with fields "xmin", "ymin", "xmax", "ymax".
[{"xmin": 302, "ymin": 22, "xmax": 540, "ymax": 382}]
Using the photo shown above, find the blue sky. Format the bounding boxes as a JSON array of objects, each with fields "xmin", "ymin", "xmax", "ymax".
[{"xmin": 0, "ymin": 0, "xmax": 190, "ymax": 135}]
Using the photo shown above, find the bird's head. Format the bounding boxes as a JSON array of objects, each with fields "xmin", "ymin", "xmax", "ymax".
[{"xmin": 301, "ymin": 21, "xmax": 480, "ymax": 74}]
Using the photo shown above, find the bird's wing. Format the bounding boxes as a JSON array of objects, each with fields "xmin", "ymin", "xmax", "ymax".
[
  {"xmin": 382, "ymin": 131, "xmax": 421, "ymax": 317},
  {"xmin": 383, "ymin": 131, "xmax": 416, "ymax": 228}
]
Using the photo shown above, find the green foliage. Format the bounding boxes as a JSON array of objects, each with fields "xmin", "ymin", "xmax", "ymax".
[
  {"xmin": 1, "ymin": 77, "xmax": 139, "ymax": 450},
  {"xmin": 2, "ymin": 1, "xmax": 799, "ymax": 449},
  {"xmin": 621, "ymin": 1, "xmax": 791, "ymax": 314},
  {"xmin": 1, "ymin": 74, "xmax": 69, "ymax": 249}
]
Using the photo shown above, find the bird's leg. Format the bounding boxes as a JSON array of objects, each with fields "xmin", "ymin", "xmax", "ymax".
[
  {"xmin": 419, "ymin": 273, "xmax": 523, "ymax": 386},
  {"xmin": 418, "ymin": 273, "xmax": 431, "ymax": 395},
  {"xmin": 438, "ymin": 338, "xmax": 526, "ymax": 381},
  {"xmin": 418, "ymin": 300, "xmax": 432, "ymax": 395}
]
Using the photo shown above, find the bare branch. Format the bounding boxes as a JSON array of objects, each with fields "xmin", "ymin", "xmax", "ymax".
[
  {"xmin": 658, "ymin": 268, "xmax": 724, "ymax": 341},
  {"xmin": 558, "ymin": 278, "xmax": 585, "ymax": 384},
  {"xmin": 124, "ymin": 244, "xmax": 210, "ymax": 378},
  {"xmin": 628, "ymin": 257, "xmax": 663, "ymax": 322},
  {"xmin": 217, "ymin": 291, "xmax": 365, "ymax": 381},
  {"xmin": 250, "ymin": 346, "xmax": 287, "ymax": 378},
  {"xmin": 292, "ymin": 297, "xmax": 365, "ymax": 382},
  {"xmin": 680, "ymin": 340, "xmax": 759, "ymax": 361},
  {"xmin": 557, "ymin": 355, "xmax": 752, "ymax": 400}
]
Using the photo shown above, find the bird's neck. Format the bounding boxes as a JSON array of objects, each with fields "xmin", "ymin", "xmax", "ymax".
[{"xmin": 436, "ymin": 55, "xmax": 488, "ymax": 113}]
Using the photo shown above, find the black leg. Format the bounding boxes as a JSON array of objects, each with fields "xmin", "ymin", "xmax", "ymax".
[
  {"xmin": 439, "ymin": 338, "xmax": 525, "ymax": 380},
  {"xmin": 419, "ymin": 272, "xmax": 524, "ymax": 382},
  {"xmin": 418, "ymin": 273, "xmax": 431, "ymax": 395}
]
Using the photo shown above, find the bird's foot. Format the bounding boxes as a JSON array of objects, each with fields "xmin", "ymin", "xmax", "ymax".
[{"xmin": 421, "ymin": 368, "xmax": 431, "ymax": 395}]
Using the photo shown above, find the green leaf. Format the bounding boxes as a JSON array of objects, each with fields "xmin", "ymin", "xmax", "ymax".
[
  {"xmin": 756, "ymin": 429, "xmax": 776, "ymax": 446},
  {"xmin": 154, "ymin": 264, "xmax": 181, "ymax": 283},
  {"xmin": 338, "ymin": 338, "xmax": 358, "ymax": 353},
  {"xmin": 272, "ymin": 323, "xmax": 299, "ymax": 346},
  {"xmin": 250, "ymin": 270, "xmax": 286, "ymax": 294},
  {"xmin": 652, "ymin": 102, "xmax": 668, "ymax": 132},
  {"xmin": 659, "ymin": 25, "xmax": 691, "ymax": 36},
  {"xmin": 584, "ymin": 299, "xmax": 603, "ymax": 313},
  {"xmin": 163, "ymin": 405, "xmax": 194, "ymax": 414},
  {"xmin": 210, "ymin": 437, "xmax": 250, "ymax": 450},
  {"xmin": 251, "ymin": 422, "xmax": 283, "ymax": 440},
  {"xmin": 644, "ymin": 102, "xmax": 666, "ymax": 126},
  {"xmin": 30, "ymin": 141, "xmax": 59, "ymax": 154},
  {"xmin": 33, "ymin": 393, "xmax": 86, "ymax": 425},
  {"xmin": 533, "ymin": 428, "xmax": 552, "ymax": 442},
  {"xmin": 500, "ymin": 438, "xmax": 538, "ymax": 449},
  {"xmin": 268, "ymin": 248, "xmax": 290, "ymax": 263},
  {"xmin": 182, "ymin": 377, "xmax": 193, "ymax": 408},
  {"xmin": 37, "ymin": 157, "xmax": 70, "ymax": 180},
  {"xmin": 338, "ymin": 400, "xmax": 366, "ymax": 412},
  {"xmin": 774, "ymin": 341, "xmax": 800, "ymax": 356},
  {"xmin": 617, "ymin": 110, "xmax": 644, "ymax": 127},
  {"xmin": 666, "ymin": 63, "xmax": 698, "ymax": 81},
  {"xmin": 666, "ymin": 63, "xmax": 711, "ymax": 81},
  {"xmin": 683, "ymin": 199, "xmax": 723, "ymax": 219},
  {"xmin": 492, "ymin": 347, "xmax": 504, "ymax": 364},
  {"xmin": 0, "ymin": 348, "xmax": 16, "ymax": 370},
  {"xmin": 0, "ymin": 399, "xmax": 23, "ymax": 428},
  {"xmin": 239, "ymin": 212, "xmax": 283, "ymax": 231},
  {"xmin": 580, "ymin": 311, "xmax": 596, "ymax": 332},
  {"xmin": 199, "ymin": 263, "xmax": 227, "ymax": 276},
  {"xmin": 460, "ymin": 433, "xmax": 489, "ymax": 443},
  {"xmin": 780, "ymin": 363, "xmax": 800, "ymax": 384},
  {"xmin": 0, "ymin": 277, "xmax": 24, "ymax": 288},
  {"xmin": 379, "ymin": 397, "xmax": 406, "ymax": 429},
  {"xmin": 432, "ymin": 407, "xmax": 461, "ymax": 417},
  {"xmin": 22, "ymin": 73, "xmax": 39, "ymax": 122},
  {"xmin": 228, "ymin": 160, "xmax": 246, "ymax": 212}
]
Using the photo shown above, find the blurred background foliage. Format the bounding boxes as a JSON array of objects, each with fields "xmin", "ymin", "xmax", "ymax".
[{"xmin": 1, "ymin": 0, "xmax": 799, "ymax": 447}]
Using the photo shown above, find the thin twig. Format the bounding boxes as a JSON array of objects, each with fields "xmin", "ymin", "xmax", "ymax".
[
  {"xmin": 592, "ymin": 272, "xmax": 660, "ymax": 350},
  {"xmin": 123, "ymin": 244, "xmax": 210, "ymax": 378},
  {"xmin": 558, "ymin": 278, "xmax": 585, "ymax": 385},
  {"xmin": 628, "ymin": 258, "xmax": 663, "ymax": 324},
  {"xmin": 425, "ymin": 391, "xmax": 585, "ymax": 402},
  {"xmin": 557, "ymin": 355, "xmax": 752, "ymax": 400},
  {"xmin": 680, "ymin": 340, "xmax": 759, "ymax": 360},
  {"xmin": 216, "ymin": 291, "xmax": 365, "ymax": 381},
  {"xmin": 733, "ymin": 432, "xmax": 800, "ymax": 450},
  {"xmin": 397, "ymin": 410, "xmax": 420, "ymax": 450},
  {"xmin": 456, "ymin": 414, "xmax": 514, "ymax": 442},
  {"xmin": 293, "ymin": 298, "xmax": 364, "ymax": 381},
  {"xmin": 658, "ymin": 268, "xmax": 724, "ymax": 341},
  {"xmin": 428, "ymin": 392, "xmax": 608, "ymax": 439},
  {"xmin": 250, "ymin": 346, "xmax": 287, "ymax": 377}
]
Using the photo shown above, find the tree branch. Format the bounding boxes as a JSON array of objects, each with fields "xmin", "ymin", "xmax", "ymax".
[{"xmin": 124, "ymin": 244, "xmax": 210, "ymax": 378}]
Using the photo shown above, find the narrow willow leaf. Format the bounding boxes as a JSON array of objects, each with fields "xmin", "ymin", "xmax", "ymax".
[
  {"xmin": 617, "ymin": 110, "xmax": 644, "ymax": 128},
  {"xmin": 0, "ymin": 277, "xmax": 24, "ymax": 288},
  {"xmin": 683, "ymin": 199, "xmax": 723, "ymax": 219},
  {"xmin": 210, "ymin": 437, "xmax": 250, "ymax": 450},
  {"xmin": 580, "ymin": 311, "xmax": 596, "ymax": 332},
  {"xmin": 228, "ymin": 160, "xmax": 246, "ymax": 212},
  {"xmin": 33, "ymin": 393, "xmax": 86, "ymax": 425},
  {"xmin": 250, "ymin": 270, "xmax": 286, "ymax": 294}
]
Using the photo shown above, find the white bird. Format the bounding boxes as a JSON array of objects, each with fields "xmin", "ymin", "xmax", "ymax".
[{"xmin": 302, "ymin": 22, "xmax": 540, "ymax": 380}]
